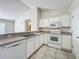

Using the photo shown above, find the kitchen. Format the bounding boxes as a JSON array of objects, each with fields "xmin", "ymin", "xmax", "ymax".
[{"xmin": 0, "ymin": 0, "xmax": 79, "ymax": 59}]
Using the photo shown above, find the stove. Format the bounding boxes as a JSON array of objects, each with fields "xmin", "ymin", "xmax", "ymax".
[
  {"xmin": 48, "ymin": 22, "xmax": 62, "ymax": 49},
  {"xmin": 48, "ymin": 34, "xmax": 62, "ymax": 49}
]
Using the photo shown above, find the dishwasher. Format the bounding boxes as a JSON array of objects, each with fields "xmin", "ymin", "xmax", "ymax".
[{"xmin": 0, "ymin": 40, "xmax": 26, "ymax": 59}]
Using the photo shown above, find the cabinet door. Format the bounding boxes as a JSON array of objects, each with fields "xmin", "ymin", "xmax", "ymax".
[
  {"xmin": 39, "ymin": 19, "xmax": 49, "ymax": 27},
  {"xmin": 72, "ymin": 37, "xmax": 79, "ymax": 59},
  {"xmin": 39, "ymin": 35, "xmax": 44, "ymax": 46},
  {"xmin": 0, "ymin": 40, "xmax": 26, "ymax": 59},
  {"xmin": 62, "ymin": 35, "xmax": 72, "ymax": 50},
  {"xmin": 34, "ymin": 37, "xmax": 40, "ymax": 51},
  {"xmin": 43, "ymin": 34, "xmax": 49, "ymax": 44},
  {"xmin": 60, "ymin": 15, "xmax": 71, "ymax": 27},
  {"xmin": 27, "ymin": 38, "xmax": 34, "ymax": 58},
  {"xmin": 49, "ymin": 17, "xmax": 60, "ymax": 23}
]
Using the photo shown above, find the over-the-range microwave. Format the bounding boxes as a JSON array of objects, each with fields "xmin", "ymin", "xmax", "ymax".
[{"xmin": 50, "ymin": 22, "xmax": 61, "ymax": 28}]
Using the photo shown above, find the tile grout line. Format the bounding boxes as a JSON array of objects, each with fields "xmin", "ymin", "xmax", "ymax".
[
  {"xmin": 41, "ymin": 48, "xmax": 48, "ymax": 59},
  {"xmin": 55, "ymin": 49, "xmax": 57, "ymax": 59},
  {"xmin": 66, "ymin": 52, "xmax": 69, "ymax": 59},
  {"xmin": 29, "ymin": 46, "xmax": 75, "ymax": 59},
  {"xmin": 35, "ymin": 47, "xmax": 47, "ymax": 59},
  {"xmin": 67, "ymin": 54, "xmax": 69, "ymax": 59}
]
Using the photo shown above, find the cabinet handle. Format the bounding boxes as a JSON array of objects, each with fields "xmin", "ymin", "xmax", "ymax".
[{"xmin": 8, "ymin": 43, "xmax": 22, "ymax": 48}]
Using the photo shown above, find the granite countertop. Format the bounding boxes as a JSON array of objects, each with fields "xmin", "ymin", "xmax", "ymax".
[
  {"xmin": 40, "ymin": 31, "xmax": 72, "ymax": 35},
  {"xmin": 0, "ymin": 31, "xmax": 72, "ymax": 47},
  {"xmin": 0, "ymin": 36, "xmax": 26, "ymax": 47},
  {"xmin": 61, "ymin": 32, "xmax": 72, "ymax": 36},
  {"xmin": 0, "ymin": 33, "xmax": 43, "ymax": 47}
]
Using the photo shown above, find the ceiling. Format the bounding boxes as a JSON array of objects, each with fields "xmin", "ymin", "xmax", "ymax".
[
  {"xmin": 19, "ymin": 0, "xmax": 73, "ymax": 11},
  {"xmin": 0, "ymin": 0, "xmax": 73, "ymax": 20},
  {"xmin": 0, "ymin": 0, "xmax": 29, "ymax": 20},
  {"xmin": 37, "ymin": 0, "xmax": 73, "ymax": 11}
]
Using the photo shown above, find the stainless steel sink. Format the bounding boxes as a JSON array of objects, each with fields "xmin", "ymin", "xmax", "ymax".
[{"xmin": 20, "ymin": 34, "xmax": 35, "ymax": 37}]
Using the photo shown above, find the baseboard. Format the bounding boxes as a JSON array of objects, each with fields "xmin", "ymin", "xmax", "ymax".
[{"xmin": 61, "ymin": 48, "xmax": 72, "ymax": 53}]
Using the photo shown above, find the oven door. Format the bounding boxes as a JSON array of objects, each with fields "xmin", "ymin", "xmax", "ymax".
[{"xmin": 49, "ymin": 34, "xmax": 61, "ymax": 44}]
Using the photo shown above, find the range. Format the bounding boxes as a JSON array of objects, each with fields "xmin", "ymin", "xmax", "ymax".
[{"xmin": 48, "ymin": 22, "xmax": 62, "ymax": 49}]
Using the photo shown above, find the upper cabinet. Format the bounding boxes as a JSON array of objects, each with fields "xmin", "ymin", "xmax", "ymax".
[
  {"xmin": 39, "ymin": 18, "xmax": 49, "ymax": 27},
  {"xmin": 39, "ymin": 14, "xmax": 71, "ymax": 27},
  {"xmin": 49, "ymin": 17, "xmax": 60, "ymax": 23},
  {"xmin": 60, "ymin": 14, "xmax": 71, "ymax": 27},
  {"xmin": 39, "ymin": 17, "xmax": 60, "ymax": 27}
]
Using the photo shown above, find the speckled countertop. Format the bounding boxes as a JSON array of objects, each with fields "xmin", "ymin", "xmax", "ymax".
[
  {"xmin": 0, "ymin": 31, "xmax": 72, "ymax": 47},
  {"xmin": 0, "ymin": 33, "xmax": 43, "ymax": 47},
  {"xmin": 0, "ymin": 37, "xmax": 26, "ymax": 46},
  {"xmin": 61, "ymin": 32, "xmax": 72, "ymax": 36},
  {"xmin": 40, "ymin": 31, "xmax": 72, "ymax": 35}
]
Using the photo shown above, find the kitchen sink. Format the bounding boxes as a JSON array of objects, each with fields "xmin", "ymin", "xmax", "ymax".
[{"xmin": 20, "ymin": 34, "xmax": 35, "ymax": 37}]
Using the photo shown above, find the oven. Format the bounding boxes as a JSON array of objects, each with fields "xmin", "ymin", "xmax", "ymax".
[
  {"xmin": 50, "ymin": 22, "xmax": 61, "ymax": 34},
  {"xmin": 49, "ymin": 34, "xmax": 61, "ymax": 44},
  {"xmin": 48, "ymin": 34, "xmax": 62, "ymax": 49},
  {"xmin": 49, "ymin": 22, "xmax": 62, "ymax": 49}
]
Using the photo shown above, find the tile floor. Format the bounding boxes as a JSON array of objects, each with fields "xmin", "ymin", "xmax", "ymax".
[{"xmin": 29, "ymin": 46, "xmax": 76, "ymax": 59}]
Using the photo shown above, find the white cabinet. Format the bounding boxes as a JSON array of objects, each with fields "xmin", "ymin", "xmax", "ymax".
[
  {"xmin": 39, "ymin": 19, "xmax": 49, "ymax": 27},
  {"xmin": 26, "ymin": 38, "xmax": 35, "ymax": 58},
  {"xmin": 39, "ymin": 15, "xmax": 71, "ymax": 27},
  {"xmin": 39, "ymin": 35, "xmax": 44, "ymax": 46},
  {"xmin": 39, "ymin": 34, "xmax": 49, "ymax": 45},
  {"xmin": 60, "ymin": 15, "xmax": 71, "ymax": 27},
  {"xmin": 43, "ymin": 34, "xmax": 49, "ymax": 44},
  {"xmin": 34, "ymin": 36, "xmax": 40, "ymax": 51},
  {"xmin": 73, "ymin": 38, "xmax": 79, "ymax": 59},
  {"xmin": 49, "ymin": 17, "xmax": 60, "ymax": 23},
  {"xmin": 26, "ymin": 35, "xmax": 45, "ymax": 58},
  {"xmin": 62, "ymin": 35, "xmax": 72, "ymax": 50},
  {"xmin": 0, "ymin": 40, "xmax": 26, "ymax": 59}
]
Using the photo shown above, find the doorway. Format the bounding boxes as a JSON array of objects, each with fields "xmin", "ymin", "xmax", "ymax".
[{"xmin": 25, "ymin": 20, "xmax": 31, "ymax": 32}]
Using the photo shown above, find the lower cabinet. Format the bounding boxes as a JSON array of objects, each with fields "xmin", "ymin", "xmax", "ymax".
[
  {"xmin": 26, "ymin": 34, "xmax": 48, "ymax": 58},
  {"xmin": 62, "ymin": 35, "xmax": 72, "ymax": 51},
  {"xmin": 34, "ymin": 36, "xmax": 40, "ymax": 51},
  {"xmin": 26, "ymin": 38, "xmax": 35, "ymax": 58},
  {"xmin": 0, "ymin": 40, "xmax": 26, "ymax": 59},
  {"xmin": 39, "ymin": 35, "xmax": 44, "ymax": 46},
  {"xmin": 0, "ymin": 34, "xmax": 49, "ymax": 59},
  {"xmin": 43, "ymin": 34, "xmax": 49, "ymax": 44}
]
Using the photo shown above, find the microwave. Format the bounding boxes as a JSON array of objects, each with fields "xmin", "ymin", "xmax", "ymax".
[{"xmin": 50, "ymin": 22, "xmax": 61, "ymax": 28}]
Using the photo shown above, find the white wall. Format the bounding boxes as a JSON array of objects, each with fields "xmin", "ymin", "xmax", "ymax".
[
  {"xmin": 70, "ymin": 0, "xmax": 79, "ymax": 59},
  {"xmin": 0, "ymin": 19, "xmax": 14, "ymax": 33},
  {"xmin": 0, "ymin": 0, "xmax": 29, "ymax": 20},
  {"xmin": 71, "ymin": 7, "xmax": 79, "ymax": 59},
  {"xmin": 14, "ymin": 7, "xmax": 38, "ymax": 32},
  {"xmin": 69, "ymin": 0, "xmax": 79, "ymax": 12},
  {"xmin": 40, "ymin": 10, "xmax": 69, "ymax": 18}
]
